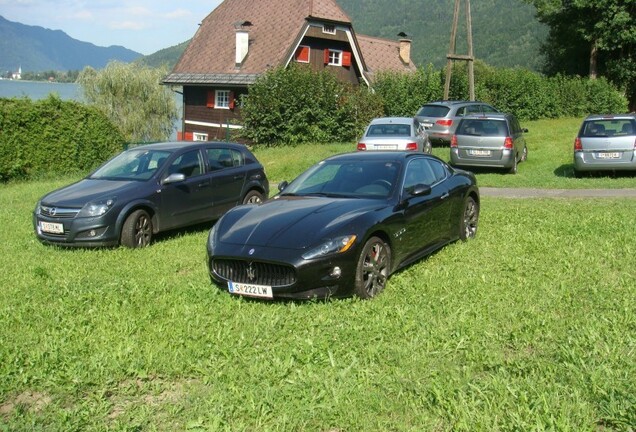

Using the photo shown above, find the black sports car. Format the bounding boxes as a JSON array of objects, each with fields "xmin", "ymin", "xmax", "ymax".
[{"xmin": 207, "ymin": 151, "xmax": 479, "ymax": 300}]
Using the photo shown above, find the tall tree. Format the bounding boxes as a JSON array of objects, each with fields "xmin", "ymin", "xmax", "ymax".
[
  {"xmin": 78, "ymin": 62, "xmax": 179, "ymax": 143},
  {"xmin": 526, "ymin": 0, "xmax": 636, "ymax": 109}
]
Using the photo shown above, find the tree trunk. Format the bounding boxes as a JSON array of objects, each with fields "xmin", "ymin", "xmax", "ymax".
[{"xmin": 589, "ymin": 40, "xmax": 598, "ymax": 80}]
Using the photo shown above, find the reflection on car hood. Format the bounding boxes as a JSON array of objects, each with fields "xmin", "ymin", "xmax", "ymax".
[
  {"xmin": 218, "ymin": 196, "xmax": 386, "ymax": 249},
  {"xmin": 41, "ymin": 179, "xmax": 149, "ymax": 207}
]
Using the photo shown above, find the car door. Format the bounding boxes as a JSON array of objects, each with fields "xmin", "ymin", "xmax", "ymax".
[
  {"xmin": 159, "ymin": 148, "xmax": 214, "ymax": 229},
  {"xmin": 399, "ymin": 158, "xmax": 453, "ymax": 261},
  {"xmin": 205, "ymin": 147, "xmax": 247, "ymax": 216}
]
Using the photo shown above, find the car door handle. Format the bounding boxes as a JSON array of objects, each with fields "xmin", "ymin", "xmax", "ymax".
[
  {"xmin": 197, "ymin": 180, "xmax": 211, "ymax": 188},
  {"xmin": 441, "ymin": 192, "xmax": 450, "ymax": 200}
]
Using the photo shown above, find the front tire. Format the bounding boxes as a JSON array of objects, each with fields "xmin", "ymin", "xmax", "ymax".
[
  {"xmin": 459, "ymin": 196, "xmax": 479, "ymax": 241},
  {"xmin": 242, "ymin": 190, "xmax": 264, "ymax": 204},
  {"xmin": 121, "ymin": 209, "xmax": 153, "ymax": 248},
  {"xmin": 353, "ymin": 236, "xmax": 391, "ymax": 299}
]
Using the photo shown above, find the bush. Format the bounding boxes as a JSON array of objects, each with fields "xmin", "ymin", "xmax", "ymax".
[
  {"xmin": 240, "ymin": 66, "xmax": 383, "ymax": 145},
  {"xmin": 0, "ymin": 95, "xmax": 125, "ymax": 181}
]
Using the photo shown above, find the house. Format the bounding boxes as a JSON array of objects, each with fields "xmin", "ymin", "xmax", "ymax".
[{"xmin": 163, "ymin": 0, "xmax": 416, "ymax": 142}]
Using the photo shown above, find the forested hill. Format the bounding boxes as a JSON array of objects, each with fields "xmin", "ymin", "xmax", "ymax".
[
  {"xmin": 0, "ymin": 15, "xmax": 142, "ymax": 73},
  {"xmin": 338, "ymin": 0, "xmax": 547, "ymax": 70}
]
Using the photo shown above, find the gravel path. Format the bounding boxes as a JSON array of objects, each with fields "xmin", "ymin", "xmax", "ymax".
[{"xmin": 480, "ymin": 187, "xmax": 636, "ymax": 198}]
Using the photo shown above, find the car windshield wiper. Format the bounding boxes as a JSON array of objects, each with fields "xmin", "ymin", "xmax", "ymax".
[{"xmin": 304, "ymin": 192, "xmax": 349, "ymax": 198}]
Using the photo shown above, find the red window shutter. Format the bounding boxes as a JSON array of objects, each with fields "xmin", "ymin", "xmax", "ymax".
[
  {"xmin": 295, "ymin": 46, "xmax": 310, "ymax": 62},
  {"xmin": 324, "ymin": 49, "xmax": 330, "ymax": 65},
  {"xmin": 185, "ymin": 132, "xmax": 194, "ymax": 141},
  {"xmin": 206, "ymin": 90, "xmax": 215, "ymax": 108},
  {"xmin": 229, "ymin": 91, "xmax": 235, "ymax": 110},
  {"xmin": 342, "ymin": 51, "xmax": 352, "ymax": 67}
]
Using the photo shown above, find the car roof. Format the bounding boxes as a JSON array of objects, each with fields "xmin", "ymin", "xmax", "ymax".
[
  {"xmin": 583, "ymin": 113, "xmax": 636, "ymax": 121},
  {"xmin": 461, "ymin": 113, "xmax": 511, "ymax": 121},
  {"xmin": 326, "ymin": 151, "xmax": 438, "ymax": 163},
  {"xmin": 420, "ymin": 100, "xmax": 491, "ymax": 107},
  {"xmin": 126, "ymin": 141, "xmax": 248, "ymax": 152},
  {"xmin": 368, "ymin": 117, "xmax": 415, "ymax": 125}
]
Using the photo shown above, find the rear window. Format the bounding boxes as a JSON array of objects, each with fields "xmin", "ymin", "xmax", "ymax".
[
  {"xmin": 581, "ymin": 119, "xmax": 635, "ymax": 137},
  {"xmin": 457, "ymin": 119, "xmax": 508, "ymax": 136},
  {"xmin": 367, "ymin": 124, "xmax": 411, "ymax": 137},
  {"xmin": 417, "ymin": 105, "xmax": 450, "ymax": 118}
]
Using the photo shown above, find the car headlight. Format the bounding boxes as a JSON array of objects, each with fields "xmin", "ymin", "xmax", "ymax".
[
  {"xmin": 77, "ymin": 198, "xmax": 116, "ymax": 217},
  {"xmin": 302, "ymin": 235, "xmax": 357, "ymax": 260}
]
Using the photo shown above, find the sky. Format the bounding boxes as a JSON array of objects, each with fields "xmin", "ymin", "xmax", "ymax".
[{"xmin": 0, "ymin": 0, "xmax": 224, "ymax": 55}]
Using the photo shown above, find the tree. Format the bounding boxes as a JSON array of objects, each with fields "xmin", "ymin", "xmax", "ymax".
[
  {"xmin": 78, "ymin": 62, "xmax": 179, "ymax": 143},
  {"xmin": 525, "ymin": 0, "xmax": 636, "ymax": 109}
]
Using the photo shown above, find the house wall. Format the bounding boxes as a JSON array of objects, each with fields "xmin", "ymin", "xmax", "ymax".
[
  {"xmin": 295, "ymin": 36, "xmax": 361, "ymax": 85},
  {"xmin": 181, "ymin": 86, "xmax": 247, "ymax": 141}
]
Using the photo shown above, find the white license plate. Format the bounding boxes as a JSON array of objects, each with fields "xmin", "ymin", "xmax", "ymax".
[
  {"xmin": 39, "ymin": 221, "xmax": 64, "ymax": 234},
  {"xmin": 597, "ymin": 152, "xmax": 621, "ymax": 159},
  {"xmin": 228, "ymin": 281, "xmax": 273, "ymax": 299},
  {"xmin": 376, "ymin": 144, "xmax": 397, "ymax": 150},
  {"xmin": 422, "ymin": 123, "xmax": 433, "ymax": 128},
  {"xmin": 468, "ymin": 149, "xmax": 491, "ymax": 157}
]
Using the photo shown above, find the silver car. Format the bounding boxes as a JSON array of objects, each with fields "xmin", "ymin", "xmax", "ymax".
[
  {"xmin": 357, "ymin": 117, "xmax": 432, "ymax": 153},
  {"xmin": 415, "ymin": 100, "xmax": 499, "ymax": 145},
  {"xmin": 574, "ymin": 114, "xmax": 636, "ymax": 174},
  {"xmin": 450, "ymin": 113, "xmax": 528, "ymax": 174}
]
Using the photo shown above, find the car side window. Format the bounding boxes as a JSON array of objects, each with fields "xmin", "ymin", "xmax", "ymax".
[
  {"xmin": 403, "ymin": 158, "xmax": 436, "ymax": 193},
  {"xmin": 207, "ymin": 148, "xmax": 244, "ymax": 171},
  {"xmin": 428, "ymin": 159, "xmax": 448, "ymax": 183},
  {"xmin": 168, "ymin": 150, "xmax": 203, "ymax": 178},
  {"xmin": 456, "ymin": 107, "xmax": 466, "ymax": 117}
]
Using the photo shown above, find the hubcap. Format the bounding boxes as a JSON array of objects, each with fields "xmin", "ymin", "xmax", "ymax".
[
  {"xmin": 362, "ymin": 242, "xmax": 389, "ymax": 296},
  {"xmin": 134, "ymin": 215, "xmax": 152, "ymax": 246}
]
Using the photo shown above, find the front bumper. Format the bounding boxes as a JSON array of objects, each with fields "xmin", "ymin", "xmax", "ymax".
[{"xmin": 33, "ymin": 211, "xmax": 120, "ymax": 247}]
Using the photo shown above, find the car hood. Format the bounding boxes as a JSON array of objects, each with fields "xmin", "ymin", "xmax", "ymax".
[
  {"xmin": 217, "ymin": 196, "xmax": 387, "ymax": 249},
  {"xmin": 40, "ymin": 178, "xmax": 151, "ymax": 207}
]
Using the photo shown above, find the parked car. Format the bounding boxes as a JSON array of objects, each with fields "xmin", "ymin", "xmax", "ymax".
[
  {"xmin": 357, "ymin": 117, "xmax": 432, "ymax": 153},
  {"xmin": 573, "ymin": 114, "xmax": 636, "ymax": 174},
  {"xmin": 450, "ymin": 113, "xmax": 528, "ymax": 174},
  {"xmin": 207, "ymin": 151, "xmax": 479, "ymax": 300},
  {"xmin": 415, "ymin": 100, "xmax": 499, "ymax": 145},
  {"xmin": 33, "ymin": 141, "xmax": 269, "ymax": 248}
]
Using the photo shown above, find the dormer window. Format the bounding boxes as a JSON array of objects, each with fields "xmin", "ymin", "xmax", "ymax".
[{"xmin": 322, "ymin": 24, "xmax": 336, "ymax": 35}]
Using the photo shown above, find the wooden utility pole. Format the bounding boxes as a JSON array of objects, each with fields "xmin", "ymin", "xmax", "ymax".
[{"xmin": 444, "ymin": 0, "xmax": 475, "ymax": 100}]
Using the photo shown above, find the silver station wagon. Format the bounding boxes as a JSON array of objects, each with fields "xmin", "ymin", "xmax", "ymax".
[
  {"xmin": 573, "ymin": 114, "xmax": 636, "ymax": 174},
  {"xmin": 450, "ymin": 113, "xmax": 528, "ymax": 174}
]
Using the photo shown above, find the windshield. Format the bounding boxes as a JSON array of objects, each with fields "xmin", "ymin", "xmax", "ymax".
[
  {"xmin": 90, "ymin": 149, "xmax": 172, "ymax": 181},
  {"xmin": 581, "ymin": 119, "xmax": 635, "ymax": 138},
  {"xmin": 457, "ymin": 119, "xmax": 508, "ymax": 136},
  {"xmin": 282, "ymin": 159, "xmax": 401, "ymax": 199},
  {"xmin": 417, "ymin": 105, "xmax": 450, "ymax": 118}
]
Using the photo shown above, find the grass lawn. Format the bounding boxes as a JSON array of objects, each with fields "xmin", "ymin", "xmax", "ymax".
[{"xmin": 1, "ymin": 126, "xmax": 635, "ymax": 430}]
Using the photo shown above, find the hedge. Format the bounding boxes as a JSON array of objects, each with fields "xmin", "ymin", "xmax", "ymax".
[{"xmin": 0, "ymin": 95, "xmax": 125, "ymax": 181}]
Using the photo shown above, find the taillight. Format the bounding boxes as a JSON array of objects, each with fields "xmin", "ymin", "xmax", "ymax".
[
  {"xmin": 406, "ymin": 142, "xmax": 418, "ymax": 151},
  {"xmin": 436, "ymin": 119, "xmax": 453, "ymax": 127},
  {"xmin": 574, "ymin": 137, "xmax": 582, "ymax": 151},
  {"xmin": 450, "ymin": 135, "xmax": 458, "ymax": 148},
  {"xmin": 503, "ymin": 137, "xmax": 513, "ymax": 149},
  {"xmin": 357, "ymin": 143, "xmax": 367, "ymax": 151}
]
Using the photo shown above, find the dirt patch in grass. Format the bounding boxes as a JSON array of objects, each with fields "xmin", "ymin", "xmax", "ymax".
[{"xmin": 0, "ymin": 391, "xmax": 52, "ymax": 419}]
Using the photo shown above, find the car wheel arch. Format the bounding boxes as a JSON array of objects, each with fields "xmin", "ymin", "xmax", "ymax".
[{"xmin": 115, "ymin": 201, "xmax": 159, "ymax": 236}]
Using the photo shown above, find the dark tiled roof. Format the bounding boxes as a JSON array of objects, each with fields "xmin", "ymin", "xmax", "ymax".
[
  {"xmin": 357, "ymin": 35, "xmax": 417, "ymax": 78},
  {"xmin": 163, "ymin": 73, "xmax": 261, "ymax": 85}
]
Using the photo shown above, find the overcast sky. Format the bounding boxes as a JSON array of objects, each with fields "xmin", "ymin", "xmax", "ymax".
[{"xmin": 0, "ymin": 0, "xmax": 224, "ymax": 55}]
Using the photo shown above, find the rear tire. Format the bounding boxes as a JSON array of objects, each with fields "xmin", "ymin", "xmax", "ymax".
[
  {"xmin": 242, "ymin": 190, "xmax": 264, "ymax": 204},
  {"xmin": 508, "ymin": 154, "xmax": 518, "ymax": 174},
  {"xmin": 121, "ymin": 209, "xmax": 153, "ymax": 248},
  {"xmin": 354, "ymin": 237, "xmax": 391, "ymax": 299},
  {"xmin": 459, "ymin": 196, "xmax": 479, "ymax": 241},
  {"xmin": 521, "ymin": 146, "xmax": 528, "ymax": 162}
]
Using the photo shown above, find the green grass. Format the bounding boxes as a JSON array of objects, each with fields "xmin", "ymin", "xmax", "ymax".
[
  {"xmin": 255, "ymin": 118, "xmax": 636, "ymax": 189},
  {"xmin": 1, "ymin": 167, "xmax": 635, "ymax": 429}
]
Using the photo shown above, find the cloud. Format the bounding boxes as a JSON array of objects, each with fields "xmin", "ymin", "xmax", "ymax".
[{"xmin": 109, "ymin": 20, "xmax": 148, "ymax": 31}]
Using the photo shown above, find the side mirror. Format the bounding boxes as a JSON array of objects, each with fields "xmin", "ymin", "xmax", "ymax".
[
  {"xmin": 523, "ymin": 128, "xmax": 529, "ymax": 133},
  {"xmin": 163, "ymin": 173, "xmax": 186, "ymax": 184},
  {"xmin": 411, "ymin": 183, "xmax": 432, "ymax": 197},
  {"xmin": 278, "ymin": 181, "xmax": 289, "ymax": 192}
]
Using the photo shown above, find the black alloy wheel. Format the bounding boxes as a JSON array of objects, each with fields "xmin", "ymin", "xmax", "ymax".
[
  {"xmin": 460, "ymin": 196, "xmax": 479, "ymax": 241},
  {"xmin": 121, "ymin": 209, "xmax": 153, "ymax": 248},
  {"xmin": 354, "ymin": 236, "xmax": 391, "ymax": 299}
]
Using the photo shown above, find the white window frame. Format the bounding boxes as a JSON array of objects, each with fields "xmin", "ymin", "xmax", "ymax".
[
  {"xmin": 215, "ymin": 90, "xmax": 231, "ymax": 110},
  {"xmin": 193, "ymin": 132, "xmax": 208, "ymax": 142},
  {"xmin": 328, "ymin": 49, "xmax": 342, "ymax": 66},
  {"xmin": 322, "ymin": 24, "xmax": 336, "ymax": 35}
]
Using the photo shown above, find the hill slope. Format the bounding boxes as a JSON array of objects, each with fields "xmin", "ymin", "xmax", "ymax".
[{"xmin": 0, "ymin": 15, "xmax": 142, "ymax": 73}]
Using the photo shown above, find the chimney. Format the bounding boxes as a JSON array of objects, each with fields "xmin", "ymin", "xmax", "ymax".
[
  {"xmin": 234, "ymin": 21, "xmax": 252, "ymax": 67},
  {"xmin": 399, "ymin": 38, "xmax": 412, "ymax": 64}
]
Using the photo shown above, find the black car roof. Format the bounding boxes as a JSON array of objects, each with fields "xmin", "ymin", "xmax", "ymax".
[
  {"xmin": 326, "ymin": 151, "xmax": 440, "ymax": 163},
  {"xmin": 127, "ymin": 141, "xmax": 248, "ymax": 152}
]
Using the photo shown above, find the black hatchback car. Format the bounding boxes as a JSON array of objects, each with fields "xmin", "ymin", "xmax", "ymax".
[{"xmin": 34, "ymin": 142, "xmax": 269, "ymax": 248}]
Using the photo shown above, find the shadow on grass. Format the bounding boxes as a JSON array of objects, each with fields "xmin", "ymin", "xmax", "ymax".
[{"xmin": 555, "ymin": 163, "xmax": 636, "ymax": 179}]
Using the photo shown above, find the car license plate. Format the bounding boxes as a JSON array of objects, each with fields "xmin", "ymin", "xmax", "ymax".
[
  {"xmin": 597, "ymin": 152, "xmax": 620, "ymax": 159},
  {"xmin": 422, "ymin": 122, "xmax": 433, "ymax": 128},
  {"xmin": 376, "ymin": 144, "xmax": 397, "ymax": 150},
  {"xmin": 39, "ymin": 221, "xmax": 64, "ymax": 234},
  {"xmin": 468, "ymin": 149, "xmax": 491, "ymax": 157},
  {"xmin": 228, "ymin": 281, "xmax": 273, "ymax": 299}
]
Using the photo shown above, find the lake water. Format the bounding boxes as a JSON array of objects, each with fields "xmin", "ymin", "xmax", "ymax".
[{"xmin": 0, "ymin": 79, "xmax": 182, "ymax": 139}]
